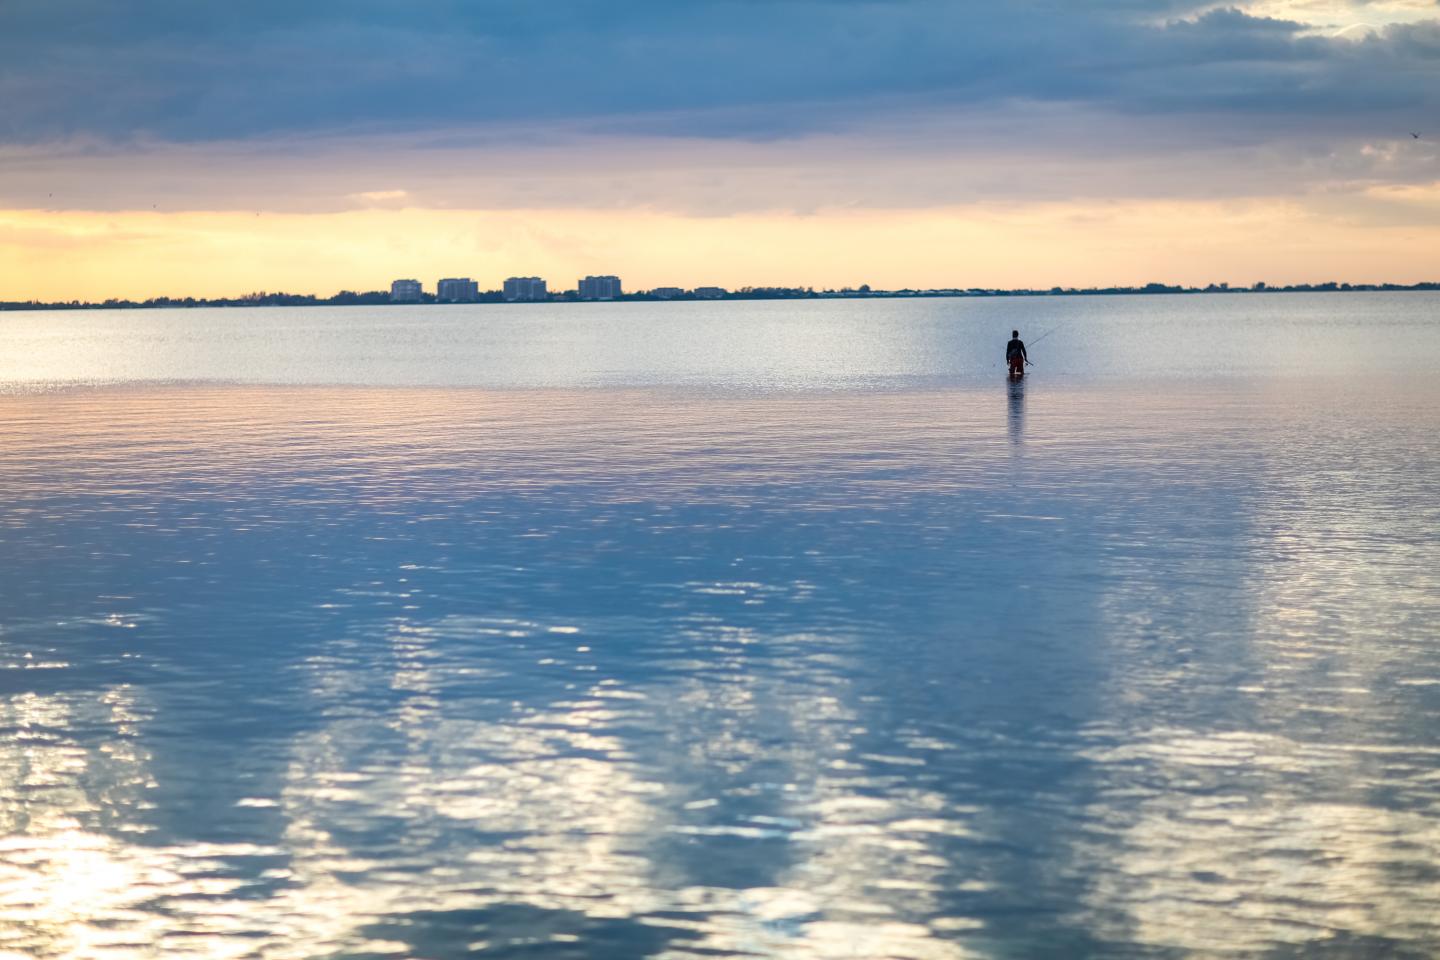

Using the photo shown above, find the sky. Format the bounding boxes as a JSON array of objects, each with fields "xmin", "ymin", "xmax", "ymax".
[{"xmin": 1, "ymin": 0, "xmax": 1437, "ymax": 299}]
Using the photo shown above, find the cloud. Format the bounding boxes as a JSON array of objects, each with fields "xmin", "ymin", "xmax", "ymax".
[
  {"xmin": 0, "ymin": 0, "xmax": 1436, "ymax": 233},
  {"xmin": 3, "ymin": 104, "xmax": 1437, "ymax": 218},
  {"xmin": 1, "ymin": 1, "xmax": 1436, "ymax": 147},
  {"xmin": 349, "ymin": 189, "xmax": 410, "ymax": 204},
  {"xmin": 1245, "ymin": 0, "xmax": 1439, "ymax": 34}
]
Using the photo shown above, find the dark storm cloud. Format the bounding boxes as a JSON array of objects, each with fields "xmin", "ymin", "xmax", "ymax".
[{"xmin": 1, "ymin": 0, "xmax": 1436, "ymax": 145}]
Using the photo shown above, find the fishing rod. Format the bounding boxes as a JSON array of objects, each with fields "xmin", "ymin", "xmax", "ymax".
[
  {"xmin": 998, "ymin": 323, "xmax": 1059, "ymax": 370},
  {"xmin": 1002, "ymin": 322, "xmax": 1063, "ymax": 370},
  {"xmin": 1029, "ymin": 322, "xmax": 1064, "ymax": 347}
]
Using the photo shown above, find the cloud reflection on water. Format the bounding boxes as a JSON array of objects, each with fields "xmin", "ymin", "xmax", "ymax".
[{"xmin": 2, "ymin": 381, "xmax": 1439, "ymax": 957}]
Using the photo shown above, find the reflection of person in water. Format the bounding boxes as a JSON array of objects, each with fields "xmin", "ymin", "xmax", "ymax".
[
  {"xmin": 1007, "ymin": 373, "xmax": 1025, "ymax": 446},
  {"xmin": 1006, "ymin": 330, "xmax": 1029, "ymax": 377}
]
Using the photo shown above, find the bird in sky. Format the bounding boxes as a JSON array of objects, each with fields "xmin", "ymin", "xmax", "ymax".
[{"xmin": 1412, "ymin": 132, "xmax": 1422, "ymax": 139}]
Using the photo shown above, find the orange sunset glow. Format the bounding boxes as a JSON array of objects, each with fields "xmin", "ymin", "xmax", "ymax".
[{"xmin": 3, "ymin": 191, "xmax": 1438, "ymax": 301}]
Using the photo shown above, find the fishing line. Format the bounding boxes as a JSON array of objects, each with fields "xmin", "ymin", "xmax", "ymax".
[
  {"xmin": 996, "ymin": 320, "xmax": 1064, "ymax": 368},
  {"xmin": 1029, "ymin": 322, "xmax": 1065, "ymax": 346}
]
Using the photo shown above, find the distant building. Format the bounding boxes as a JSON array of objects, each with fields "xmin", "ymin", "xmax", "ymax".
[
  {"xmin": 390, "ymin": 279, "xmax": 422, "ymax": 303},
  {"xmin": 503, "ymin": 277, "xmax": 548, "ymax": 302},
  {"xmin": 650, "ymin": 287, "xmax": 683, "ymax": 300},
  {"xmin": 436, "ymin": 278, "xmax": 479, "ymax": 303},
  {"xmin": 578, "ymin": 275, "xmax": 622, "ymax": 301},
  {"xmin": 693, "ymin": 286, "xmax": 726, "ymax": 300}
]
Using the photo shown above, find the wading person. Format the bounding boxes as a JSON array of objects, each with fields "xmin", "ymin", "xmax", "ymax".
[{"xmin": 1006, "ymin": 329, "xmax": 1028, "ymax": 377}]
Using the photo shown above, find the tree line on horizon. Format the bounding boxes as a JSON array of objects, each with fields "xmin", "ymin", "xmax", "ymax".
[{"xmin": 3, "ymin": 280, "xmax": 1438, "ymax": 311}]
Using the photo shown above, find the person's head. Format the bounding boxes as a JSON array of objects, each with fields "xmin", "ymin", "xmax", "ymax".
[{"xmin": 1012, "ymin": 330, "xmax": 1019, "ymax": 338}]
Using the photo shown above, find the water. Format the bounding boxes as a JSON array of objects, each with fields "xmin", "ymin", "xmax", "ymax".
[
  {"xmin": 3, "ymin": 292, "xmax": 1437, "ymax": 390},
  {"xmin": 2, "ymin": 294, "xmax": 1438, "ymax": 958}
]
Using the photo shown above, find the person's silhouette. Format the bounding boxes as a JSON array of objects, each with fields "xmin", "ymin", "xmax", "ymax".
[{"xmin": 1006, "ymin": 329, "xmax": 1028, "ymax": 377}]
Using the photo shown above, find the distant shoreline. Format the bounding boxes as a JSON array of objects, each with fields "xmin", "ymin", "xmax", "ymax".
[{"xmin": 4, "ymin": 282, "xmax": 1438, "ymax": 312}]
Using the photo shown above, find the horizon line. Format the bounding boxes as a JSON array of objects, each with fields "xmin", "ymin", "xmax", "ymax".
[{"xmin": 4, "ymin": 280, "xmax": 1440, "ymax": 311}]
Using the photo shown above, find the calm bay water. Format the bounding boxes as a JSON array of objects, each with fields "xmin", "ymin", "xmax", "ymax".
[{"xmin": 2, "ymin": 294, "xmax": 1439, "ymax": 958}]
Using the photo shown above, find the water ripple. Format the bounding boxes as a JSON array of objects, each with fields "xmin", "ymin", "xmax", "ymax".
[{"xmin": 2, "ymin": 371, "xmax": 1439, "ymax": 957}]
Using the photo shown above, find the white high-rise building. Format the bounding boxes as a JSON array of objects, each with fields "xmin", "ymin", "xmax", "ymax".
[
  {"xmin": 436, "ymin": 278, "xmax": 479, "ymax": 303},
  {"xmin": 390, "ymin": 279, "xmax": 422, "ymax": 303},
  {"xmin": 693, "ymin": 286, "xmax": 727, "ymax": 300},
  {"xmin": 578, "ymin": 275, "xmax": 622, "ymax": 301},
  {"xmin": 504, "ymin": 277, "xmax": 548, "ymax": 302}
]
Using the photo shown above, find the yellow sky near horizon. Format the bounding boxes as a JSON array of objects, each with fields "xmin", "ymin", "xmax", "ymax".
[{"xmin": 3, "ymin": 190, "xmax": 1438, "ymax": 301}]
